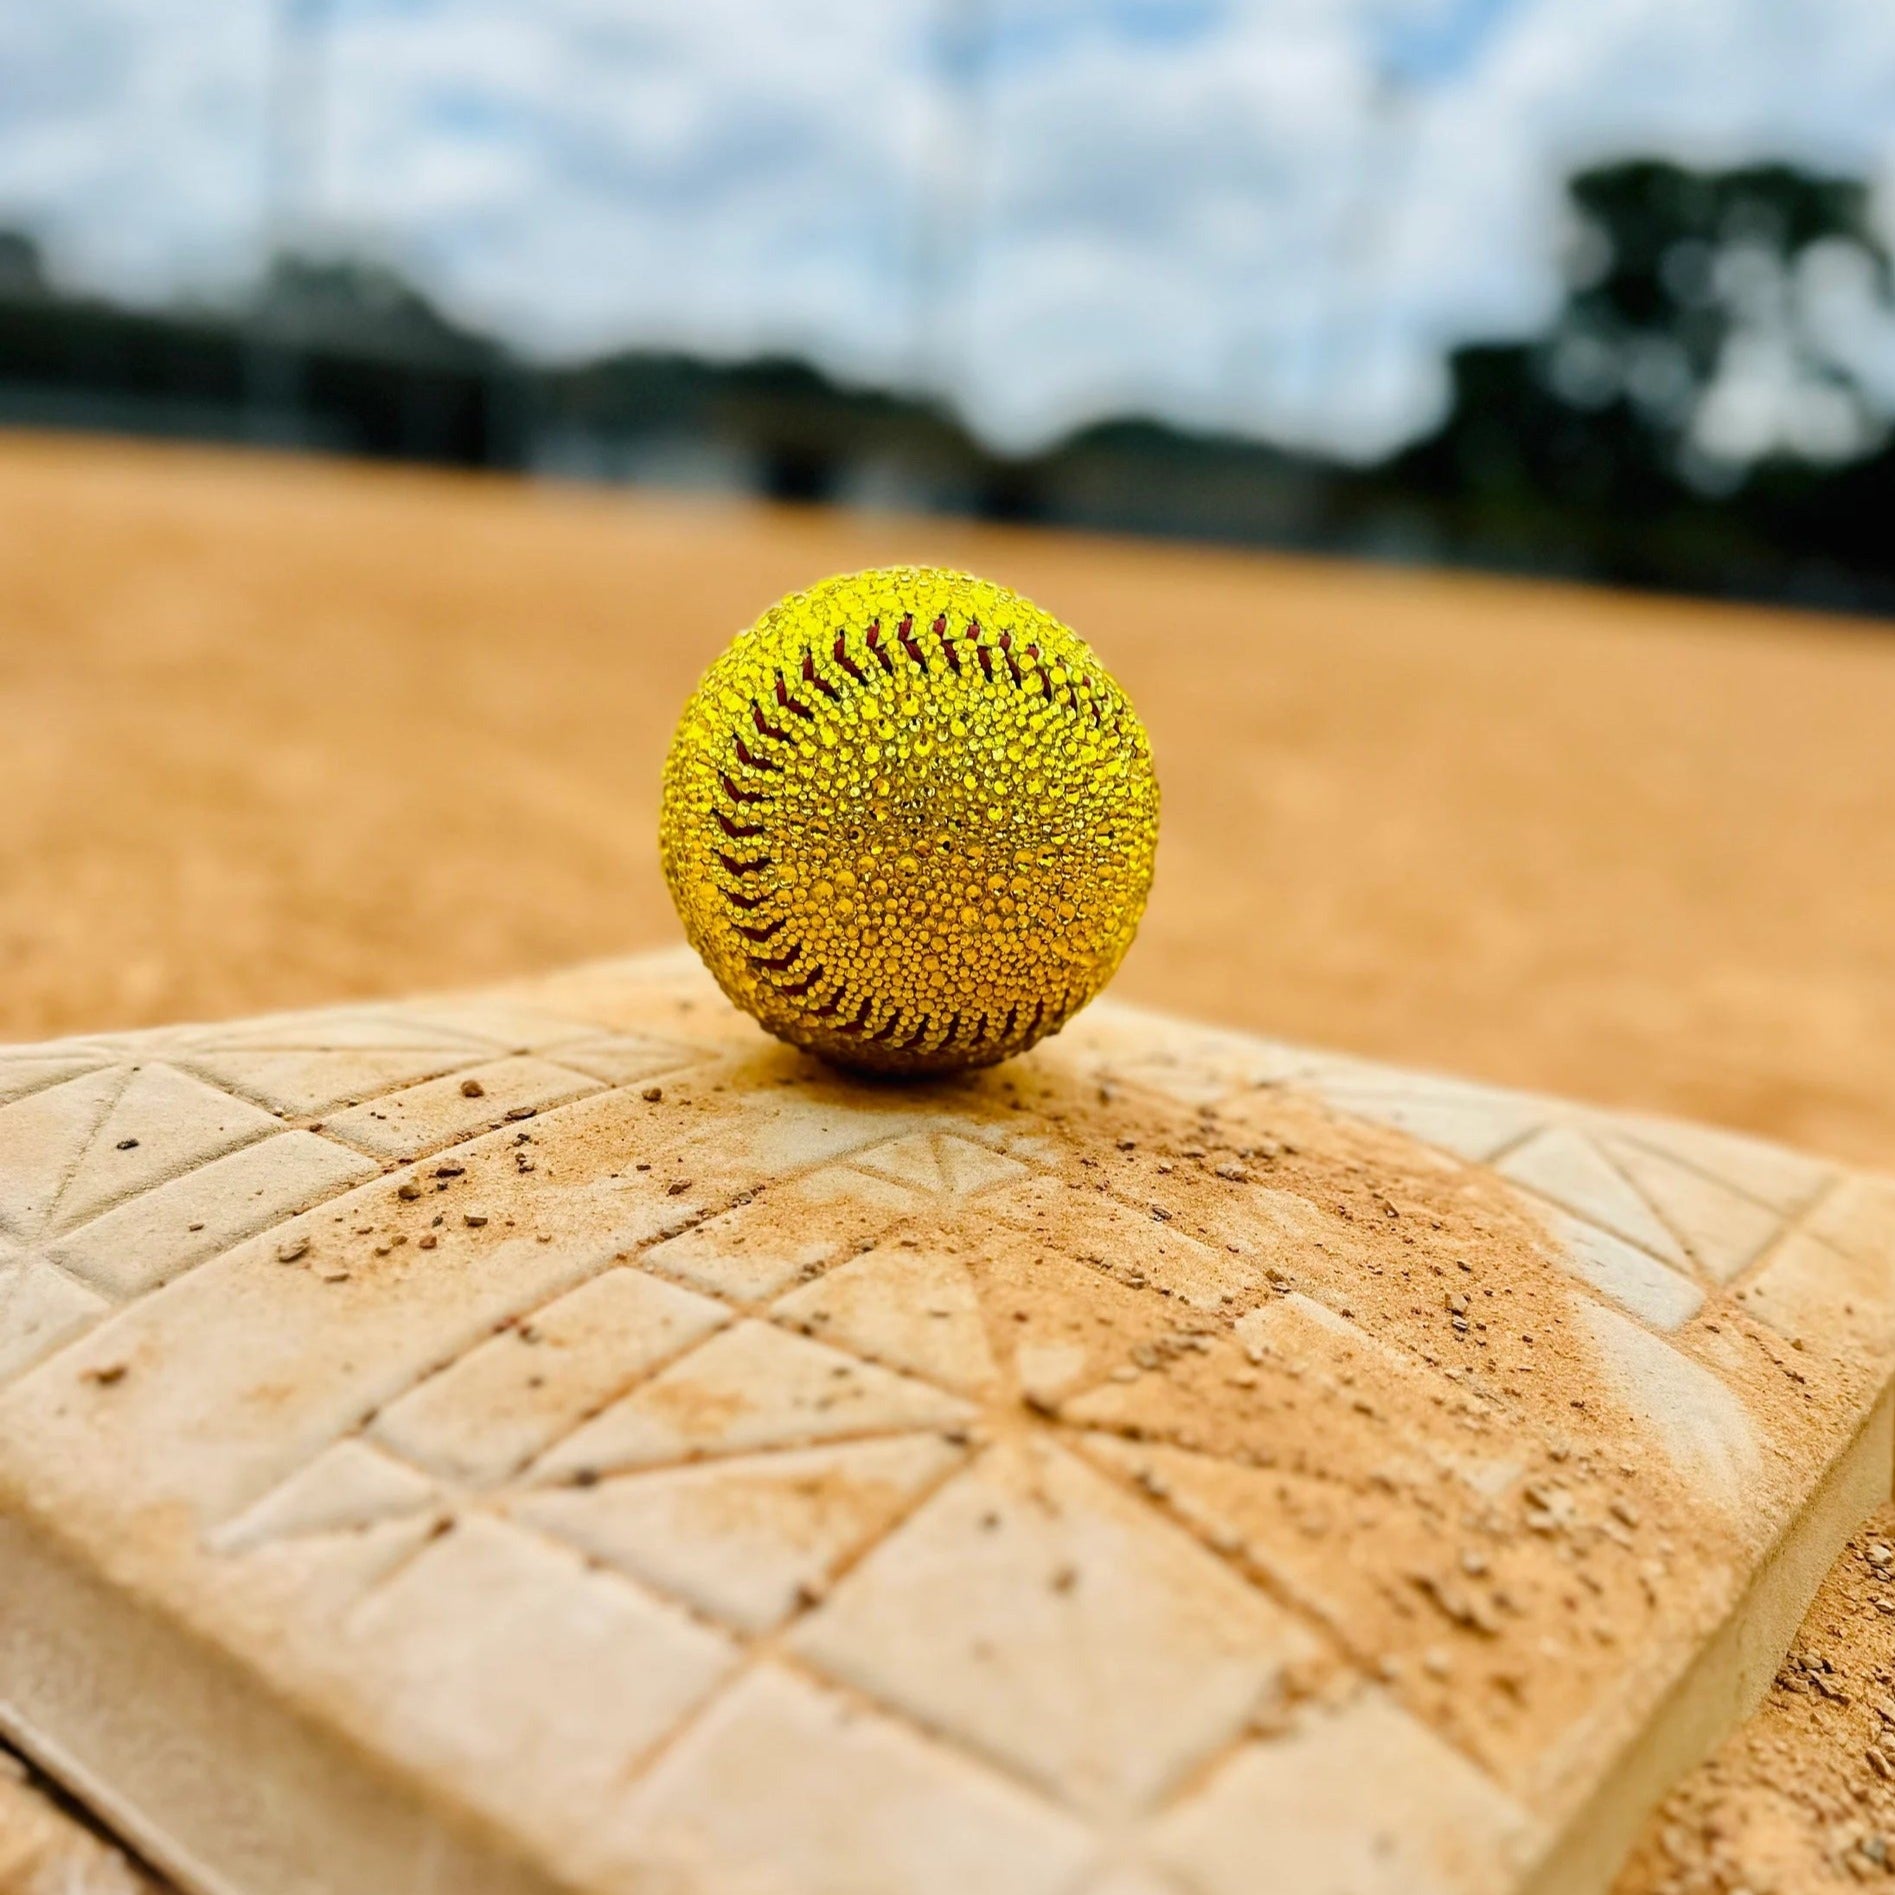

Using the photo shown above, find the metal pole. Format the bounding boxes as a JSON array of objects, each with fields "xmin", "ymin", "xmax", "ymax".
[
  {"xmin": 911, "ymin": 0, "xmax": 992, "ymax": 407},
  {"xmin": 248, "ymin": 0, "xmax": 330, "ymax": 443}
]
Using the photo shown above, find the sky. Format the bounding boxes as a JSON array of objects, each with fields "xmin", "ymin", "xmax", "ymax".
[{"xmin": 2, "ymin": 0, "xmax": 1895, "ymax": 459}]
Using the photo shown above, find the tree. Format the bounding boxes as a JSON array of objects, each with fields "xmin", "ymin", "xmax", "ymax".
[{"xmin": 1404, "ymin": 160, "xmax": 1895, "ymax": 608}]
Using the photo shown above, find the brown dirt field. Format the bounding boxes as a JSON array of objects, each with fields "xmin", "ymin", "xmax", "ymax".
[
  {"xmin": 2, "ymin": 429, "xmax": 1894, "ymax": 1891},
  {"xmin": 1, "ymin": 432, "xmax": 1893, "ymax": 1173},
  {"xmin": 1613, "ymin": 1503, "xmax": 1895, "ymax": 1894}
]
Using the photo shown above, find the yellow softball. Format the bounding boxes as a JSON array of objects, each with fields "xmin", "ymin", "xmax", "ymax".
[{"xmin": 660, "ymin": 567, "xmax": 1159, "ymax": 1074}]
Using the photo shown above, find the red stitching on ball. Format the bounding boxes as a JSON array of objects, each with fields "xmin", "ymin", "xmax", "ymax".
[
  {"xmin": 830, "ymin": 996, "xmax": 874, "ymax": 1034},
  {"xmin": 833, "ymin": 633, "xmax": 866, "ymax": 683},
  {"xmin": 775, "ymin": 673, "xmax": 815, "ymax": 721},
  {"xmin": 802, "ymin": 652, "xmax": 840, "ymax": 701}
]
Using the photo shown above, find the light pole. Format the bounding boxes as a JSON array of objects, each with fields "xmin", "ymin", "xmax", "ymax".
[
  {"xmin": 911, "ymin": 0, "xmax": 993, "ymax": 409},
  {"xmin": 247, "ymin": 0, "xmax": 332, "ymax": 442}
]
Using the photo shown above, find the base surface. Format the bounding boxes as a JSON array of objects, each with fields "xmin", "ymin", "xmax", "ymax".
[{"xmin": 2, "ymin": 950, "xmax": 1892, "ymax": 1895}]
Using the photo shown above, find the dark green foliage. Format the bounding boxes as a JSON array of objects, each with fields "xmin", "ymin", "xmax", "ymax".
[{"xmin": 1400, "ymin": 160, "xmax": 1895, "ymax": 607}]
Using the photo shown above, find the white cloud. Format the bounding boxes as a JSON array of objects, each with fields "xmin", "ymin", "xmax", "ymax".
[
  {"xmin": 1, "ymin": 0, "xmax": 1894, "ymax": 458},
  {"xmin": 0, "ymin": 0, "xmax": 268, "ymax": 297}
]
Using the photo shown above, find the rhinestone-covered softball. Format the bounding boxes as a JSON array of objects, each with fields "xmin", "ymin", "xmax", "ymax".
[{"xmin": 660, "ymin": 567, "xmax": 1159, "ymax": 1074}]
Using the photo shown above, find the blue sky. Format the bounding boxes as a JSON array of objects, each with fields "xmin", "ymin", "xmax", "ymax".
[{"xmin": 2, "ymin": 0, "xmax": 1895, "ymax": 458}]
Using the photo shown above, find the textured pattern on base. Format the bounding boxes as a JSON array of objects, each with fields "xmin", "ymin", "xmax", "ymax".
[{"xmin": 0, "ymin": 950, "xmax": 1891, "ymax": 1895}]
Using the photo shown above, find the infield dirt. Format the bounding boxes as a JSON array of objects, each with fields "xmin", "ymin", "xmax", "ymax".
[{"xmin": 1, "ymin": 433, "xmax": 1894, "ymax": 1172}]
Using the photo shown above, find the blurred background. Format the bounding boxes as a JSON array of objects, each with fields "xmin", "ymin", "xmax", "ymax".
[{"xmin": 4, "ymin": 0, "xmax": 1895, "ymax": 612}]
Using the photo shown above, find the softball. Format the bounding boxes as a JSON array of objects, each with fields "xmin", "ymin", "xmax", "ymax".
[{"xmin": 660, "ymin": 567, "xmax": 1159, "ymax": 1075}]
